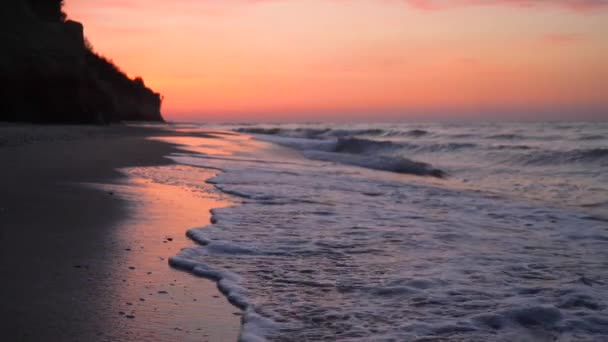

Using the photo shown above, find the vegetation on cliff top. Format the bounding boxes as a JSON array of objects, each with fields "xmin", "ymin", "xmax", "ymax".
[{"xmin": 0, "ymin": 0, "xmax": 164, "ymax": 124}]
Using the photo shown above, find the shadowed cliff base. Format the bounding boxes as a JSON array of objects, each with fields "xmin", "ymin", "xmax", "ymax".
[{"xmin": 0, "ymin": 0, "xmax": 163, "ymax": 124}]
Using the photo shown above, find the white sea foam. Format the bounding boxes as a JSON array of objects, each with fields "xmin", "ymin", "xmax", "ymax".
[{"xmin": 162, "ymin": 125, "xmax": 608, "ymax": 341}]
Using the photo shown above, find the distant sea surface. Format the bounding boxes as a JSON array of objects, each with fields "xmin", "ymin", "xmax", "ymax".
[{"xmin": 163, "ymin": 122, "xmax": 608, "ymax": 341}]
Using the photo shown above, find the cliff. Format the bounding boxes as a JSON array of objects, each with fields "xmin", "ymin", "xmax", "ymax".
[{"xmin": 0, "ymin": 0, "xmax": 164, "ymax": 124}]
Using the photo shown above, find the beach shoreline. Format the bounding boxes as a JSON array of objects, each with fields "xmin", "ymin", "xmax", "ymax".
[{"xmin": 0, "ymin": 124, "xmax": 241, "ymax": 341}]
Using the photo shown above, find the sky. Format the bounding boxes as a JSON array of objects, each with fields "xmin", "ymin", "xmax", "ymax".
[{"xmin": 65, "ymin": 0, "xmax": 608, "ymax": 122}]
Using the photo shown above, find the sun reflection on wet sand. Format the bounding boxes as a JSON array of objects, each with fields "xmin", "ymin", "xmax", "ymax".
[
  {"xmin": 150, "ymin": 134, "xmax": 252, "ymax": 157},
  {"xmin": 91, "ymin": 164, "xmax": 240, "ymax": 342}
]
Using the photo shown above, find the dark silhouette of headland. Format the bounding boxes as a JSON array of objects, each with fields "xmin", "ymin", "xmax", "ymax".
[{"xmin": 0, "ymin": 0, "xmax": 164, "ymax": 124}]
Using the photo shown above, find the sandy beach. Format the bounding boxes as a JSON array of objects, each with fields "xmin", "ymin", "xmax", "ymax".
[
  {"xmin": 0, "ymin": 124, "xmax": 240, "ymax": 341},
  {"xmin": 3, "ymin": 1, "xmax": 605, "ymax": 340}
]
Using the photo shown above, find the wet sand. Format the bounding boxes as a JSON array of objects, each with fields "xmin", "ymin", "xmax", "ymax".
[{"xmin": 0, "ymin": 124, "xmax": 240, "ymax": 341}]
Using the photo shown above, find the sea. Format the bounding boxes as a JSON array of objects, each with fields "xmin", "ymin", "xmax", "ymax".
[{"xmin": 156, "ymin": 122, "xmax": 607, "ymax": 341}]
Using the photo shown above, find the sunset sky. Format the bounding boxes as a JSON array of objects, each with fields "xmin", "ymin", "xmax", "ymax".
[{"xmin": 65, "ymin": 0, "xmax": 608, "ymax": 122}]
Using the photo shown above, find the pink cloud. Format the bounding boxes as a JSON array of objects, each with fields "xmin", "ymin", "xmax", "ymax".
[
  {"xmin": 405, "ymin": 0, "xmax": 608, "ymax": 12},
  {"xmin": 75, "ymin": 0, "xmax": 608, "ymax": 13}
]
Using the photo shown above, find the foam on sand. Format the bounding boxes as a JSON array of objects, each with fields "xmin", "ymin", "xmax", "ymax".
[{"xmin": 163, "ymin": 129, "xmax": 608, "ymax": 341}]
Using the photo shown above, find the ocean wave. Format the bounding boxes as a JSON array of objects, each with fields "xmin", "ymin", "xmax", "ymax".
[
  {"xmin": 325, "ymin": 128, "xmax": 386, "ymax": 137},
  {"xmin": 421, "ymin": 142, "xmax": 478, "ymax": 152},
  {"xmin": 377, "ymin": 129, "xmax": 430, "ymax": 137},
  {"xmin": 235, "ymin": 127, "xmax": 430, "ymax": 140},
  {"xmin": 577, "ymin": 135, "xmax": 605, "ymax": 141},
  {"xmin": 330, "ymin": 137, "xmax": 606, "ymax": 168},
  {"xmin": 334, "ymin": 137, "xmax": 478, "ymax": 154},
  {"xmin": 333, "ymin": 137, "xmax": 404, "ymax": 154},
  {"xmin": 447, "ymin": 133, "xmax": 479, "ymax": 139},
  {"xmin": 235, "ymin": 127, "xmax": 283, "ymax": 135},
  {"xmin": 304, "ymin": 150, "xmax": 445, "ymax": 177},
  {"xmin": 485, "ymin": 133, "xmax": 563, "ymax": 141},
  {"xmin": 405, "ymin": 129, "xmax": 429, "ymax": 137},
  {"xmin": 235, "ymin": 127, "xmax": 329, "ymax": 139},
  {"xmin": 518, "ymin": 148, "xmax": 608, "ymax": 165},
  {"xmin": 494, "ymin": 144, "xmax": 533, "ymax": 150},
  {"xmin": 252, "ymin": 135, "xmax": 447, "ymax": 176},
  {"xmin": 486, "ymin": 133, "xmax": 523, "ymax": 140},
  {"xmin": 169, "ymin": 141, "xmax": 608, "ymax": 341}
]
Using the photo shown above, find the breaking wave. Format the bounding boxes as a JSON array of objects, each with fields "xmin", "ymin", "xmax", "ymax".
[
  {"xmin": 239, "ymin": 127, "xmax": 608, "ymax": 169},
  {"xmin": 303, "ymin": 150, "xmax": 445, "ymax": 177},
  {"xmin": 165, "ymin": 128, "xmax": 608, "ymax": 341},
  {"xmin": 236, "ymin": 127, "xmax": 430, "ymax": 139},
  {"xmin": 517, "ymin": 148, "xmax": 608, "ymax": 166},
  {"xmin": 231, "ymin": 122, "xmax": 608, "ymax": 216}
]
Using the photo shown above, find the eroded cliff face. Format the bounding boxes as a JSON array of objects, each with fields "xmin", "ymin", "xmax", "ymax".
[{"xmin": 0, "ymin": 0, "xmax": 164, "ymax": 123}]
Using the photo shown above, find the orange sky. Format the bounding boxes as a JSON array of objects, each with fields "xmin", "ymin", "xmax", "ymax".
[{"xmin": 65, "ymin": 0, "xmax": 608, "ymax": 122}]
